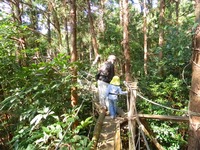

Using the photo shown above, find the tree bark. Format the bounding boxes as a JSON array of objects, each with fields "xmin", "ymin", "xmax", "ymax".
[
  {"xmin": 69, "ymin": 0, "xmax": 78, "ymax": 108},
  {"xmin": 158, "ymin": 0, "xmax": 165, "ymax": 76},
  {"xmin": 10, "ymin": 0, "xmax": 27, "ymax": 66},
  {"xmin": 122, "ymin": 0, "xmax": 132, "ymax": 81},
  {"xmin": 99, "ymin": 0, "xmax": 106, "ymax": 33},
  {"xmin": 143, "ymin": 0, "xmax": 148, "ymax": 75},
  {"xmin": 120, "ymin": 0, "xmax": 123, "ymax": 26},
  {"xmin": 28, "ymin": 0, "xmax": 40, "ymax": 59},
  {"xmin": 119, "ymin": 0, "xmax": 125, "ymax": 76},
  {"xmin": 48, "ymin": 1, "xmax": 62, "ymax": 53},
  {"xmin": 87, "ymin": 0, "xmax": 99, "ymax": 58},
  {"xmin": 62, "ymin": 0, "xmax": 70, "ymax": 55},
  {"xmin": 158, "ymin": 0, "xmax": 165, "ymax": 58},
  {"xmin": 188, "ymin": 1, "xmax": 200, "ymax": 149}
]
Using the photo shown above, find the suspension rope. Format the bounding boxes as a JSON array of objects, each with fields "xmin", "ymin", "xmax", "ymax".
[
  {"xmin": 137, "ymin": 92, "xmax": 188, "ymax": 113},
  {"xmin": 181, "ymin": 62, "xmax": 191, "ymax": 87},
  {"xmin": 137, "ymin": 92, "xmax": 200, "ymax": 117}
]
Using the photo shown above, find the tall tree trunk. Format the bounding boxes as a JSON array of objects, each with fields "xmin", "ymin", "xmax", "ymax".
[
  {"xmin": 28, "ymin": 0, "xmax": 40, "ymax": 59},
  {"xmin": 47, "ymin": 9, "xmax": 54, "ymax": 58},
  {"xmin": 143, "ymin": 0, "xmax": 148, "ymax": 75},
  {"xmin": 99, "ymin": 0, "xmax": 106, "ymax": 33},
  {"xmin": 48, "ymin": 1, "xmax": 62, "ymax": 54},
  {"xmin": 120, "ymin": 0, "xmax": 125, "ymax": 75},
  {"xmin": 64, "ymin": 17, "xmax": 70, "ymax": 55},
  {"xmin": 69, "ymin": 0, "xmax": 78, "ymax": 108},
  {"xmin": 188, "ymin": 1, "xmax": 200, "ymax": 149},
  {"xmin": 158, "ymin": 0, "xmax": 165, "ymax": 76},
  {"xmin": 47, "ymin": 11, "xmax": 51, "ymax": 44},
  {"xmin": 158, "ymin": 0, "xmax": 165, "ymax": 58},
  {"xmin": 87, "ymin": 0, "xmax": 99, "ymax": 58},
  {"xmin": 62, "ymin": 0, "xmax": 70, "ymax": 55},
  {"xmin": 120, "ymin": 0, "xmax": 123, "ymax": 26},
  {"xmin": 10, "ymin": 0, "xmax": 27, "ymax": 66},
  {"xmin": 122, "ymin": 1, "xmax": 134, "ymax": 149},
  {"xmin": 123, "ymin": 0, "xmax": 132, "ymax": 82}
]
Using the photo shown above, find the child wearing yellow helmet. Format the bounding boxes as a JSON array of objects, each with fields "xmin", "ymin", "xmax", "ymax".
[
  {"xmin": 105, "ymin": 76, "xmax": 127, "ymax": 119},
  {"xmin": 96, "ymin": 55, "xmax": 116, "ymax": 109}
]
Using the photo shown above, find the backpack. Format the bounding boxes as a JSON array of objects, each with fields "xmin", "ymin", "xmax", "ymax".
[
  {"xmin": 95, "ymin": 61, "xmax": 111, "ymax": 80},
  {"xmin": 100, "ymin": 61, "xmax": 111, "ymax": 76}
]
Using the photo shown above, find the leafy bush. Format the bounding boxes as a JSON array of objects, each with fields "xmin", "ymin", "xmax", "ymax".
[{"xmin": 0, "ymin": 54, "xmax": 94, "ymax": 149}]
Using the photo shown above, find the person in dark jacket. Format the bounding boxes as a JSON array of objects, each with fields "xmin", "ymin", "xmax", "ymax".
[{"xmin": 96, "ymin": 55, "xmax": 116, "ymax": 109}]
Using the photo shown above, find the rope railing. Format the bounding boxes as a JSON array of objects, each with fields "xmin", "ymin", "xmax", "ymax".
[
  {"xmin": 137, "ymin": 92, "xmax": 188, "ymax": 114},
  {"xmin": 124, "ymin": 82, "xmax": 152, "ymax": 150},
  {"xmin": 137, "ymin": 92, "xmax": 200, "ymax": 117},
  {"xmin": 124, "ymin": 81, "xmax": 190, "ymax": 150},
  {"xmin": 123, "ymin": 80, "xmax": 200, "ymax": 117},
  {"xmin": 77, "ymin": 72, "xmax": 194, "ymax": 150}
]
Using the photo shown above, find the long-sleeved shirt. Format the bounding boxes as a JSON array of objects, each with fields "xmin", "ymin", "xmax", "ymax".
[{"xmin": 106, "ymin": 84, "xmax": 127, "ymax": 100}]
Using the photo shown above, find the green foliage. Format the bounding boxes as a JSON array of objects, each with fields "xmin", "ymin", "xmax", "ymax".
[
  {"xmin": 138, "ymin": 75, "xmax": 189, "ymax": 149},
  {"xmin": 0, "ymin": 52, "xmax": 94, "ymax": 149},
  {"xmin": 10, "ymin": 107, "xmax": 93, "ymax": 149},
  {"xmin": 139, "ymin": 75, "xmax": 188, "ymax": 115},
  {"xmin": 152, "ymin": 122, "xmax": 187, "ymax": 150},
  {"xmin": 0, "ymin": 0, "xmax": 195, "ymax": 149}
]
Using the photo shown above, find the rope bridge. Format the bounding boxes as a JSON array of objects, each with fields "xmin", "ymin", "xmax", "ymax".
[{"xmin": 91, "ymin": 81, "xmax": 189, "ymax": 150}]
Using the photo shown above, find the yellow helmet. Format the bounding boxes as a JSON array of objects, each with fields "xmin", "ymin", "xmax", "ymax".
[{"xmin": 110, "ymin": 76, "xmax": 120, "ymax": 86}]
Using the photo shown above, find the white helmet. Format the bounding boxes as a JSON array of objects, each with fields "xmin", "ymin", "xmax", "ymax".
[{"xmin": 108, "ymin": 55, "xmax": 116, "ymax": 61}]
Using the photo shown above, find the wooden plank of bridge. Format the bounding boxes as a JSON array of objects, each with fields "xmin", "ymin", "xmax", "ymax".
[{"xmin": 97, "ymin": 116, "xmax": 124, "ymax": 150}]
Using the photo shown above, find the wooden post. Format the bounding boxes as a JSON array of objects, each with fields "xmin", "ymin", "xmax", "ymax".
[
  {"xmin": 138, "ymin": 119, "xmax": 164, "ymax": 150},
  {"xmin": 128, "ymin": 82, "xmax": 138, "ymax": 150},
  {"xmin": 115, "ymin": 123, "xmax": 122, "ymax": 150},
  {"xmin": 90, "ymin": 109, "xmax": 106, "ymax": 150}
]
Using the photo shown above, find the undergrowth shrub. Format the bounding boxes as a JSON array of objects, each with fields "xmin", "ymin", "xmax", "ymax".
[{"xmin": 0, "ymin": 54, "xmax": 94, "ymax": 149}]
